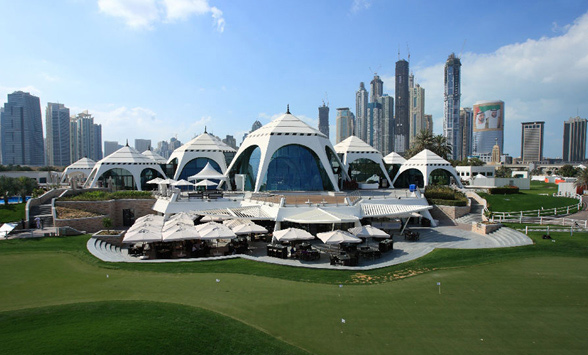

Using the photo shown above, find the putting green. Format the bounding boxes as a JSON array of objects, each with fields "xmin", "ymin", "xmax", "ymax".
[{"xmin": 1, "ymin": 251, "xmax": 587, "ymax": 354}]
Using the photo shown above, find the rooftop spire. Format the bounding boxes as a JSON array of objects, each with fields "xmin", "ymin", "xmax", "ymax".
[
  {"xmin": 125, "ymin": 139, "xmax": 129, "ymax": 147},
  {"xmin": 204, "ymin": 126, "xmax": 207, "ymax": 134},
  {"xmin": 286, "ymin": 104, "xmax": 290, "ymax": 114}
]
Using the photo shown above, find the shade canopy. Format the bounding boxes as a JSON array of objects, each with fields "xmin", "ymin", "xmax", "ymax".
[
  {"xmin": 317, "ymin": 230, "xmax": 362, "ymax": 244},
  {"xmin": 273, "ymin": 227, "xmax": 315, "ymax": 242},
  {"xmin": 197, "ymin": 225, "xmax": 236, "ymax": 240},
  {"xmin": 172, "ymin": 179, "xmax": 195, "ymax": 187},
  {"xmin": 231, "ymin": 222, "xmax": 268, "ymax": 235},
  {"xmin": 166, "ymin": 212, "xmax": 194, "ymax": 225},
  {"xmin": 188, "ymin": 162, "xmax": 226, "ymax": 181},
  {"xmin": 136, "ymin": 214, "xmax": 164, "ymax": 224},
  {"xmin": 348, "ymin": 225, "xmax": 390, "ymax": 238},
  {"xmin": 147, "ymin": 177, "xmax": 164, "ymax": 184},
  {"xmin": 158, "ymin": 178, "xmax": 177, "ymax": 185},
  {"xmin": 162, "ymin": 225, "xmax": 201, "ymax": 242},
  {"xmin": 195, "ymin": 179, "xmax": 218, "ymax": 187},
  {"xmin": 128, "ymin": 221, "xmax": 163, "ymax": 234},
  {"xmin": 123, "ymin": 228, "xmax": 162, "ymax": 243}
]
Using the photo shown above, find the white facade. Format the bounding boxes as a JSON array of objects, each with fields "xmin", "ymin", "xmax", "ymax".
[
  {"xmin": 334, "ymin": 136, "xmax": 392, "ymax": 187},
  {"xmin": 393, "ymin": 149, "xmax": 463, "ymax": 188},
  {"xmin": 61, "ymin": 157, "xmax": 96, "ymax": 183},
  {"xmin": 455, "ymin": 166, "xmax": 495, "ymax": 183}
]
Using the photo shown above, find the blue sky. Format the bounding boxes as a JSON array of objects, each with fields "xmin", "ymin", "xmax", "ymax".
[{"xmin": 1, "ymin": 0, "xmax": 588, "ymax": 158}]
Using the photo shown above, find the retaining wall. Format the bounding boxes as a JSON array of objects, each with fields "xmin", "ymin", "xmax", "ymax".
[{"xmin": 55, "ymin": 199, "xmax": 156, "ymax": 230}]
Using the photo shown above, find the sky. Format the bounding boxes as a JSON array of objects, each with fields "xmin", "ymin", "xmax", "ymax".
[{"xmin": 1, "ymin": 0, "xmax": 588, "ymax": 158}]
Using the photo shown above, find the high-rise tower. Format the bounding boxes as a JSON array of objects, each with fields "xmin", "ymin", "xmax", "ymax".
[
  {"xmin": 394, "ymin": 59, "xmax": 409, "ymax": 154},
  {"xmin": 378, "ymin": 95, "xmax": 394, "ymax": 155},
  {"xmin": 45, "ymin": 102, "xmax": 71, "ymax": 167},
  {"xmin": 1, "ymin": 91, "xmax": 44, "ymax": 166},
  {"xmin": 521, "ymin": 121, "xmax": 545, "ymax": 163},
  {"xmin": 318, "ymin": 102, "xmax": 330, "ymax": 138},
  {"xmin": 70, "ymin": 110, "xmax": 102, "ymax": 162},
  {"xmin": 409, "ymin": 83, "xmax": 425, "ymax": 147},
  {"xmin": 444, "ymin": 53, "xmax": 461, "ymax": 160},
  {"xmin": 370, "ymin": 74, "xmax": 383, "ymax": 103},
  {"xmin": 355, "ymin": 82, "xmax": 369, "ymax": 142},
  {"xmin": 335, "ymin": 108, "xmax": 355, "ymax": 144},
  {"xmin": 459, "ymin": 108, "xmax": 473, "ymax": 159},
  {"xmin": 563, "ymin": 116, "xmax": 587, "ymax": 162}
]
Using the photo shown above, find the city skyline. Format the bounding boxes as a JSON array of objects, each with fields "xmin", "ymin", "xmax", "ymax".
[{"xmin": 1, "ymin": 1, "xmax": 587, "ymax": 158}]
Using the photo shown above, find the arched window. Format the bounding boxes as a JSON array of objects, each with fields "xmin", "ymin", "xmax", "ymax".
[
  {"xmin": 260, "ymin": 144, "xmax": 334, "ymax": 191},
  {"xmin": 394, "ymin": 168, "xmax": 424, "ymax": 188},
  {"xmin": 227, "ymin": 146, "xmax": 261, "ymax": 191},
  {"xmin": 178, "ymin": 158, "xmax": 222, "ymax": 181},
  {"xmin": 167, "ymin": 158, "xmax": 178, "ymax": 179},
  {"xmin": 140, "ymin": 168, "xmax": 165, "ymax": 191},
  {"xmin": 98, "ymin": 168, "xmax": 136, "ymax": 190},
  {"xmin": 429, "ymin": 168, "xmax": 453, "ymax": 186},
  {"xmin": 348, "ymin": 158, "xmax": 386, "ymax": 183}
]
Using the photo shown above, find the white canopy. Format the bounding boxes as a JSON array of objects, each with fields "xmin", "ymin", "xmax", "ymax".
[
  {"xmin": 283, "ymin": 208, "xmax": 359, "ymax": 224},
  {"xmin": 317, "ymin": 230, "xmax": 362, "ymax": 244},
  {"xmin": 188, "ymin": 162, "xmax": 226, "ymax": 181},
  {"xmin": 123, "ymin": 228, "xmax": 162, "ymax": 243},
  {"xmin": 273, "ymin": 227, "xmax": 314, "ymax": 242},
  {"xmin": 172, "ymin": 179, "xmax": 195, "ymax": 187},
  {"xmin": 197, "ymin": 225, "xmax": 236, "ymax": 240},
  {"xmin": 158, "ymin": 178, "xmax": 177, "ymax": 185},
  {"xmin": 195, "ymin": 179, "xmax": 218, "ymax": 187},
  {"xmin": 348, "ymin": 225, "xmax": 390, "ymax": 238},
  {"xmin": 166, "ymin": 212, "xmax": 194, "ymax": 225},
  {"xmin": 147, "ymin": 177, "xmax": 164, "ymax": 184},
  {"xmin": 162, "ymin": 225, "xmax": 201, "ymax": 242},
  {"xmin": 231, "ymin": 222, "xmax": 268, "ymax": 235},
  {"xmin": 136, "ymin": 214, "xmax": 164, "ymax": 224}
]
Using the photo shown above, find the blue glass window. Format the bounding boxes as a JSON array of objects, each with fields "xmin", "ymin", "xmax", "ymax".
[
  {"xmin": 98, "ymin": 168, "xmax": 136, "ymax": 190},
  {"xmin": 227, "ymin": 146, "xmax": 261, "ymax": 191},
  {"xmin": 178, "ymin": 158, "xmax": 222, "ymax": 181},
  {"xmin": 260, "ymin": 144, "xmax": 334, "ymax": 191},
  {"xmin": 140, "ymin": 168, "xmax": 164, "ymax": 191},
  {"xmin": 348, "ymin": 158, "xmax": 386, "ymax": 183}
]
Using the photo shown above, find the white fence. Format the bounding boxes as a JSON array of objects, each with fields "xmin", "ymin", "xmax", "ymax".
[
  {"xmin": 488, "ymin": 194, "xmax": 583, "ymax": 222},
  {"xmin": 519, "ymin": 225, "xmax": 587, "ymax": 236}
]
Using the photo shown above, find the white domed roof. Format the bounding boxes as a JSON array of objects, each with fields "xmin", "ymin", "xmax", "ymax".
[
  {"xmin": 383, "ymin": 152, "xmax": 406, "ymax": 165},
  {"xmin": 174, "ymin": 132, "xmax": 236, "ymax": 153},
  {"xmin": 101, "ymin": 145, "xmax": 160, "ymax": 165},
  {"xmin": 403, "ymin": 149, "xmax": 451, "ymax": 166},
  {"xmin": 68, "ymin": 157, "xmax": 96, "ymax": 169},
  {"xmin": 245, "ymin": 113, "xmax": 326, "ymax": 140},
  {"xmin": 334, "ymin": 136, "xmax": 379, "ymax": 154},
  {"xmin": 142, "ymin": 149, "xmax": 167, "ymax": 164}
]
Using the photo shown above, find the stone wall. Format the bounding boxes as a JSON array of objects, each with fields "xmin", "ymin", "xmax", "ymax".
[
  {"xmin": 54, "ymin": 216, "xmax": 105, "ymax": 233},
  {"xmin": 55, "ymin": 199, "xmax": 156, "ymax": 230},
  {"xmin": 472, "ymin": 222, "xmax": 502, "ymax": 235},
  {"xmin": 430, "ymin": 204, "xmax": 471, "ymax": 220}
]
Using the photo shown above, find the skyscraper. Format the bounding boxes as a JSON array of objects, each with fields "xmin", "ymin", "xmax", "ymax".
[
  {"xmin": 409, "ymin": 83, "xmax": 425, "ymax": 147},
  {"xmin": 521, "ymin": 121, "xmax": 545, "ymax": 163},
  {"xmin": 394, "ymin": 59, "xmax": 409, "ymax": 154},
  {"xmin": 70, "ymin": 110, "xmax": 102, "ymax": 162},
  {"xmin": 0, "ymin": 91, "xmax": 44, "ymax": 166},
  {"xmin": 563, "ymin": 116, "xmax": 587, "ymax": 162},
  {"xmin": 355, "ymin": 82, "xmax": 369, "ymax": 143},
  {"xmin": 424, "ymin": 114, "xmax": 433, "ymax": 134},
  {"xmin": 135, "ymin": 139, "xmax": 151, "ymax": 153},
  {"xmin": 370, "ymin": 74, "xmax": 383, "ymax": 103},
  {"xmin": 45, "ymin": 102, "xmax": 71, "ymax": 167},
  {"xmin": 377, "ymin": 95, "xmax": 394, "ymax": 155},
  {"xmin": 459, "ymin": 108, "xmax": 473, "ymax": 160},
  {"xmin": 318, "ymin": 102, "xmax": 329, "ymax": 138},
  {"xmin": 444, "ymin": 53, "xmax": 461, "ymax": 160},
  {"xmin": 472, "ymin": 101, "xmax": 504, "ymax": 156},
  {"xmin": 335, "ymin": 108, "xmax": 355, "ymax": 144},
  {"xmin": 104, "ymin": 141, "xmax": 122, "ymax": 157},
  {"xmin": 366, "ymin": 102, "xmax": 383, "ymax": 151}
]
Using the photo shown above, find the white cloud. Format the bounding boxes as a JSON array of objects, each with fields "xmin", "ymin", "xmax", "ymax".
[
  {"xmin": 351, "ymin": 0, "xmax": 371, "ymax": 13},
  {"xmin": 98, "ymin": 0, "xmax": 225, "ymax": 32},
  {"xmin": 412, "ymin": 11, "xmax": 588, "ymax": 158}
]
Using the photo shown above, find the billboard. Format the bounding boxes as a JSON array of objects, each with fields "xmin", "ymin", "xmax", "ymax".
[
  {"xmin": 472, "ymin": 101, "xmax": 504, "ymax": 155},
  {"xmin": 473, "ymin": 101, "xmax": 504, "ymax": 132}
]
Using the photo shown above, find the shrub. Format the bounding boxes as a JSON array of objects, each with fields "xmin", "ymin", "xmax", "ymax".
[
  {"xmin": 424, "ymin": 186, "xmax": 468, "ymax": 206},
  {"xmin": 61, "ymin": 190, "xmax": 153, "ymax": 201},
  {"xmin": 428, "ymin": 198, "xmax": 468, "ymax": 207},
  {"xmin": 489, "ymin": 186, "xmax": 519, "ymax": 195},
  {"xmin": 102, "ymin": 217, "xmax": 113, "ymax": 229}
]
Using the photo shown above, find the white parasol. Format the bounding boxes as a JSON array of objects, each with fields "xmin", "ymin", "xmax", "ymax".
[
  {"xmin": 317, "ymin": 230, "xmax": 362, "ymax": 244},
  {"xmin": 123, "ymin": 228, "xmax": 162, "ymax": 243},
  {"xmin": 273, "ymin": 227, "xmax": 314, "ymax": 242},
  {"xmin": 162, "ymin": 224, "xmax": 201, "ymax": 242},
  {"xmin": 231, "ymin": 222, "xmax": 268, "ymax": 235}
]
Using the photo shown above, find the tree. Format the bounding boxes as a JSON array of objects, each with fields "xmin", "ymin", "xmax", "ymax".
[
  {"xmin": 405, "ymin": 130, "xmax": 452, "ymax": 160},
  {"xmin": 558, "ymin": 164, "xmax": 577, "ymax": 178},
  {"xmin": 575, "ymin": 167, "xmax": 588, "ymax": 190},
  {"xmin": 0, "ymin": 176, "xmax": 17, "ymax": 205},
  {"xmin": 495, "ymin": 166, "xmax": 512, "ymax": 178},
  {"xmin": 432, "ymin": 134, "xmax": 452, "ymax": 161},
  {"xmin": 15, "ymin": 177, "xmax": 38, "ymax": 202}
]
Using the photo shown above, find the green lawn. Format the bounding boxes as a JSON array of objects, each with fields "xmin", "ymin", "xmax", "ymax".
[
  {"xmin": 1, "ymin": 231, "xmax": 588, "ymax": 354},
  {"xmin": 0, "ymin": 203, "xmax": 25, "ymax": 223},
  {"xmin": 480, "ymin": 181, "xmax": 578, "ymax": 212}
]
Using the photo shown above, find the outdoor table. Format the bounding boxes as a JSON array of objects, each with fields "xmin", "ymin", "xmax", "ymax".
[
  {"xmin": 359, "ymin": 247, "xmax": 381, "ymax": 260},
  {"xmin": 379, "ymin": 239, "xmax": 394, "ymax": 252},
  {"xmin": 266, "ymin": 244, "xmax": 288, "ymax": 259}
]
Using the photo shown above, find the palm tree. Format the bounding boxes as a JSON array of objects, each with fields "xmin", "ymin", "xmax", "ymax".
[
  {"xmin": 405, "ymin": 130, "xmax": 434, "ymax": 159},
  {"xmin": 575, "ymin": 167, "xmax": 588, "ymax": 191},
  {"xmin": 432, "ymin": 134, "xmax": 452, "ymax": 161}
]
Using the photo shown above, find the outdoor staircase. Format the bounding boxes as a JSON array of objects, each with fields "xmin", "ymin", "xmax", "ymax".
[
  {"xmin": 29, "ymin": 203, "xmax": 54, "ymax": 228},
  {"xmin": 87, "ymin": 238, "xmax": 136, "ymax": 262},
  {"xmin": 455, "ymin": 199, "xmax": 484, "ymax": 224},
  {"xmin": 486, "ymin": 226, "xmax": 533, "ymax": 247}
]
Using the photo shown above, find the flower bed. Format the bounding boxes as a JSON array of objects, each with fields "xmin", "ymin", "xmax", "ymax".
[
  {"xmin": 92, "ymin": 230, "xmax": 125, "ymax": 238},
  {"xmin": 56, "ymin": 206, "xmax": 102, "ymax": 219}
]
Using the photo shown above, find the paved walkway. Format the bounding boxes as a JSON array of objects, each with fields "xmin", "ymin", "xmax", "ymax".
[{"xmin": 87, "ymin": 225, "xmax": 533, "ymax": 271}]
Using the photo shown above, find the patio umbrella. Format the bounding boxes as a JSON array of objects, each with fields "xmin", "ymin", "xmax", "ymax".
[
  {"xmin": 194, "ymin": 179, "xmax": 218, "ymax": 187},
  {"xmin": 166, "ymin": 212, "xmax": 194, "ymax": 225},
  {"xmin": 231, "ymin": 222, "xmax": 268, "ymax": 235},
  {"xmin": 348, "ymin": 225, "xmax": 390, "ymax": 246},
  {"xmin": 317, "ymin": 230, "xmax": 361, "ymax": 245},
  {"xmin": 200, "ymin": 215, "xmax": 226, "ymax": 222},
  {"xmin": 162, "ymin": 221, "xmax": 192, "ymax": 233},
  {"xmin": 273, "ymin": 227, "xmax": 314, "ymax": 242},
  {"xmin": 123, "ymin": 228, "xmax": 162, "ymax": 243},
  {"xmin": 223, "ymin": 219, "xmax": 248, "ymax": 229},
  {"xmin": 197, "ymin": 225, "xmax": 236, "ymax": 240},
  {"xmin": 128, "ymin": 221, "xmax": 163, "ymax": 234},
  {"xmin": 158, "ymin": 178, "xmax": 177, "ymax": 185},
  {"xmin": 172, "ymin": 179, "xmax": 195, "ymax": 187},
  {"xmin": 162, "ymin": 224, "xmax": 201, "ymax": 242},
  {"xmin": 147, "ymin": 177, "xmax": 164, "ymax": 184},
  {"xmin": 135, "ymin": 214, "xmax": 164, "ymax": 224},
  {"xmin": 187, "ymin": 162, "xmax": 226, "ymax": 181},
  {"xmin": 195, "ymin": 221, "xmax": 224, "ymax": 233}
]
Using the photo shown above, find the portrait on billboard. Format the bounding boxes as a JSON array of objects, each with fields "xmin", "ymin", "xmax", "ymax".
[{"xmin": 473, "ymin": 103, "xmax": 503, "ymax": 132}]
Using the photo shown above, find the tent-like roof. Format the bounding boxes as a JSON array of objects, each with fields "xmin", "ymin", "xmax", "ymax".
[
  {"xmin": 334, "ymin": 136, "xmax": 380, "ymax": 154},
  {"xmin": 402, "ymin": 149, "xmax": 451, "ymax": 167},
  {"xmin": 188, "ymin": 162, "xmax": 226, "ymax": 180},
  {"xmin": 282, "ymin": 208, "xmax": 359, "ymax": 224},
  {"xmin": 383, "ymin": 152, "xmax": 406, "ymax": 165},
  {"xmin": 172, "ymin": 132, "xmax": 236, "ymax": 153},
  {"xmin": 247, "ymin": 112, "xmax": 326, "ymax": 138},
  {"xmin": 101, "ymin": 145, "xmax": 160, "ymax": 164},
  {"xmin": 360, "ymin": 203, "xmax": 432, "ymax": 218},
  {"xmin": 67, "ymin": 157, "xmax": 96, "ymax": 169},
  {"xmin": 142, "ymin": 149, "xmax": 167, "ymax": 164}
]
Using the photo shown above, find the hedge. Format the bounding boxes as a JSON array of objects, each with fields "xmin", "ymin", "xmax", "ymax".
[
  {"xmin": 489, "ymin": 186, "xmax": 519, "ymax": 195},
  {"xmin": 428, "ymin": 198, "xmax": 468, "ymax": 207},
  {"xmin": 61, "ymin": 190, "xmax": 154, "ymax": 201}
]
